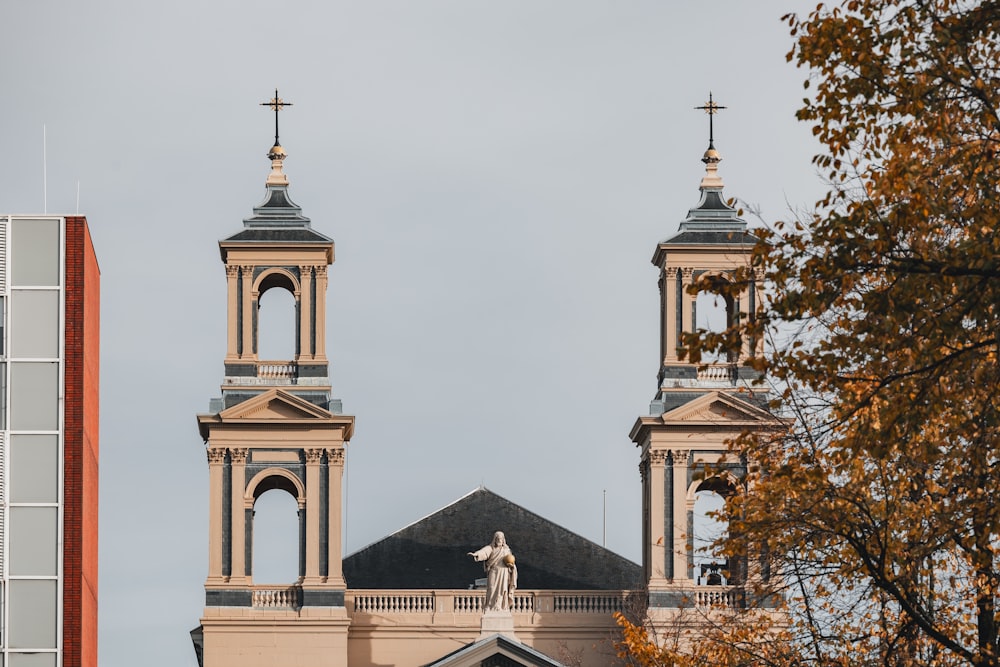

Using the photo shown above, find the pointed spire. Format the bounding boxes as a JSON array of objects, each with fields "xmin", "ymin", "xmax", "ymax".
[
  {"xmin": 242, "ymin": 90, "xmax": 311, "ymax": 228},
  {"xmin": 261, "ymin": 89, "xmax": 293, "ymax": 186},
  {"xmin": 694, "ymin": 93, "xmax": 727, "ymax": 190}
]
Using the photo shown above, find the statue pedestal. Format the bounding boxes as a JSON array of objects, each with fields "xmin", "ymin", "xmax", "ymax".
[{"xmin": 479, "ymin": 609, "xmax": 517, "ymax": 640}]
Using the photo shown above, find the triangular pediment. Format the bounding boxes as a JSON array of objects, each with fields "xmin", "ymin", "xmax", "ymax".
[
  {"xmin": 424, "ymin": 633, "xmax": 566, "ymax": 667},
  {"xmin": 659, "ymin": 390, "xmax": 778, "ymax": 426},
  {"xmin": 218, "ymin": 389, "xmax": 333, "ymax": 421}
]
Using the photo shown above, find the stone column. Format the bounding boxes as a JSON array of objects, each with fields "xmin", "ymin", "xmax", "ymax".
[
  {"xmin": 680, "ymin": 269, "xmax": 694, "ymax": 342},
  {"xmin": 298, "ymin": 265, "xmax": 313, "ymax": 361},
  {"xmin": 225, "ymin": 265, "xmax": 240, "ymax": 360},
  {"xmin": 326, "ymin": 447, "xmax": 347, "ymax": 588},
  {"xmin": 240, "ymin": 265, "xmax": 254, "ymax": 360},
  {"xmin": 664, "ymin": 268, "xmax": 680, "ymax": 363},
  {"xmin": 672, "ymin": 449, "xmax": 692, "ymax": 582},
  {"xmin": 304, "ymin": 448, "xmax": 323, "ymax": 583},
  {"xmin": 315, "ymin": 265, "xmax": 328, "ymax": 360},
  {"xmin": 646, "ymin": 449, "xmax": 667, "ymax": 588},
  {"xmin": 206, "ymin": 448, "xmax": 227, "ymax": 582},
  {"xmin": 229, "ymin": 448, "xmax": 248, "ymax": 583}
]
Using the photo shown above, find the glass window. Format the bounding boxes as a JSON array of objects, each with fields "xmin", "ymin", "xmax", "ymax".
[
  {"xmin": 9, "ymin": 435, "xmax": 59, "ymax": 503},
  {"xmin": 10, "ymin": 290, "xmax": 59, "ymax": 358},
  {"xmin": 9, "ymin": 507, "xmax": 58, "ymax": 576},
  {"xmin": 0, "ymin": 295, "xmax": 6, "ymax": 355},
  {"xmin": 9, "ymin": 653, "xmax": 58, "ymax": 667},
  {"xmin": 8, "ymin": 579, "xmax": 57, "ymax": 648},
  {"xmin": 9, "ymin": 362, "xmax": 58, "ymax": 431},
  {"xmin": 10, "ymin": 218, "xmax": 60, "ymax": 287}
]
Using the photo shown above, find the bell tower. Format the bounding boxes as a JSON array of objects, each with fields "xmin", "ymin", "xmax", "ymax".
[
  {"xmin": 192, "ymin": 92, "xmax": 355, "ymax": 667},
  {"xmin": 630, "ymin": 97, "xmax": 780, "ymax": 619}
]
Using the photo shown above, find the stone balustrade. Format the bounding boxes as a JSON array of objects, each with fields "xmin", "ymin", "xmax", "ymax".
[
  {"xmin": 251, "ymin": 585, "xmax": 303, "ymax": 609},
  {"xmin": 350, "ymin": 590, "xmax": 637, "ymax": 617},
  {"xmin": 245, "ymin": 587, "xmax": 740, "ymax": 614},
  {"xmin": 696, "ymin": 364, "xmax": 736, "ymax": 382}
]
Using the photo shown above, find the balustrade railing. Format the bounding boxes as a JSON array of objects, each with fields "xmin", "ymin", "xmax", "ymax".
[
  {"xmin": 351, "ymin": 591, "xmax": 634, "ymax": 616},
  {"xmin": 696, "ymin": 364, "xmax": 736, "ymax": 382},
  {"xmin": 692, "ymin": 586, "xmax": 743, "ymax": 609},
  {"xmin": 252, "ymin": 585, "xmax": 302, "ymax": 609},
  {"xmin": 553, "ymin": 594, "xmax": 626, "ymax": 614},
  {"xmin": 257, "ymin": 361, "xmax": 297, "ymax": 381}
]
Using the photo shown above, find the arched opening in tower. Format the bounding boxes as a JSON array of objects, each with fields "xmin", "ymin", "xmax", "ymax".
[
  {"xmin": 257, "ymin": 287, "xmax": 297, "ymax": 361},
  {"xmin": 251, "ymin": 487, "xmax": 300, "ymax": 584}
]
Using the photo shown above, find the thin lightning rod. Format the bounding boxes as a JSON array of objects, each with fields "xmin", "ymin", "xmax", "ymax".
[{"xmin": 43, "ymin": 125, "xmax": 47, "ymax": 214}]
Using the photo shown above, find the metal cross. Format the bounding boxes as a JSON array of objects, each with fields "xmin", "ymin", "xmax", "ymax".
[
  {"xmin": 694, "ymin": 92, "xmax": 726, "ymax": 148},
  {"xmin": 261, "ymin": 89, "xmax": 293, "ymax": 147}
]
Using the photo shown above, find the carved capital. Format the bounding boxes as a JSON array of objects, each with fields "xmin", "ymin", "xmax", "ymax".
[
  {"xmin": 315, "ymin": 265, "xmax": 328, "ymax": 278},
  {"xmin": 225, "ymin": 265, "xmax": 240, "ymax": 279},
  {"xmin": 206, "ymin": 448, "xmax": 226, "ymax": 464},
  {"xmin": 240, "ymin": 265, "xmax": 254, "ymax": 278},
  {"xmin": 638, "ymin": 460, "xmax": 648, "ymax": 482},
  {"xmin": 299, "ymin": 265, "xmax": 313, "ymax": 278},
  {"xmin": 664, "ymin": 267, "xmax": 680, "ymax": 280},
  {"xmin": 681, "ymin": 268, "xmax": 694, "ymax": 280},
  {"xmin": 649, "ymin": 449, "xmax": 667, "ymax": 465},
  {"xmin": 327, "ymin": 448, "xmax": 345, "ymax": 465},
  {"xmin": 229, "ymin": 448, "xmax": 248, "ymax": 464},
  {"xmin": 305, "ymin": 448, "xmax": 324, "ymax": 464},
  {"xmin": 673, "ymin": 449, "xmax": 690, "ymax": 467}
]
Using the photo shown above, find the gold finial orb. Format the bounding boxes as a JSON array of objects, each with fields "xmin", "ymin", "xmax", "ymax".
[
  {"xmin": 503, "ymin": 554, "xmax": 516, "ymax": 566},
  {"xmin": 268, "ymin": 144, "xmax": 286, "ymax": 160}
]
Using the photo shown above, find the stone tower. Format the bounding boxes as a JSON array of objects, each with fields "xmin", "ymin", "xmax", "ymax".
[
  {"xmin": 192, "ymin": 94, "xmax": 355, "ymax": 667},
  {"xmin": 630, "ymin": 109, "xmax": 780, "ymax": 626}
]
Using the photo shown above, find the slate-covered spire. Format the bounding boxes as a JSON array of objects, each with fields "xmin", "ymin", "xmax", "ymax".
[
  {"xmin": 673, "ymin": 93, "xmax": 744, "ymax": 233},
  {"xmin": 243, "ymin": 90, "xmax": 311, "ymax": 228}
]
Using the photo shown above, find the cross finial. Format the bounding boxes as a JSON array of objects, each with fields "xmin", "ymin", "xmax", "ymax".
[
  {"xmin": 694, "ymin": 92, "xmax": 726, "ymax": 149},
  {"xmin": 260, "ymin": 88, "xmax": 293, "ymax": 148}
]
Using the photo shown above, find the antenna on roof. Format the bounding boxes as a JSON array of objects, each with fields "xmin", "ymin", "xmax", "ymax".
[
  {"xmin": 43, "ymin": 125, "xmax": 47, "ymax": 214},
  {"xmin": 603, "ymin": 489, "xmax": 607, "ymax": 547}
]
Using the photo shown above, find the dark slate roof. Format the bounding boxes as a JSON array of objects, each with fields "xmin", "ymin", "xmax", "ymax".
[
  {"xmin": 243, "ymin": 184, "xmax": 311, "ymax": 228},
  {"xmin": 660, "ymin": 230, "xmax": 758, "ymax": 246},
  {"xmin": 222, "ymin": 228, "xmax": 333, "ymax": 243},
  {"xmin": 344, "ymin": 488, "xmax": 641, "ymax": 590}
]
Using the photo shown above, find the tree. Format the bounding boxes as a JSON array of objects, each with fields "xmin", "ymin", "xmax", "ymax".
[{"xmin": 618, "ymin": 1, "xmax": 1000, "ymax": 666}]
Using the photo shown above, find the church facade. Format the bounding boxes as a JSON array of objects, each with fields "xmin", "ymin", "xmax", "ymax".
[{"xmin": 190, "ymin": 94, "xmax": 780, "ymax": 667}]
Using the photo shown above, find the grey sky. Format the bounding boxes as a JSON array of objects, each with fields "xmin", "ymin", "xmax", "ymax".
[{"xmin": 2, "ymin": 2, "xmax": 822, "ymax": 665}]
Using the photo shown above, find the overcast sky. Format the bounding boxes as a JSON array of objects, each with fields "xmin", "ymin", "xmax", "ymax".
[{"xmin": 3, "ymin": 2, "xmax": 823, "ymax": 665}]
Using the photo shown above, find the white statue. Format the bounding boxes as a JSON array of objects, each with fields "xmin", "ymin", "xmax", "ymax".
[{"xmin": 468, "ymin": 531, "xmax": 518, "ymax": 611}]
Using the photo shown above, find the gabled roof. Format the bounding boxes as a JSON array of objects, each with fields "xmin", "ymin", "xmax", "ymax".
[
  {"xmin": 424, "ymin": 634, "xmax": 566, "ymax": 667},
  {"xmin": 344, "ymin": 488, "xmax": 640, "ymax": 590}
]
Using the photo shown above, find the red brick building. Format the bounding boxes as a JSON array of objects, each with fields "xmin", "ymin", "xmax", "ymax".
[{"xmin": 1, "ymin": 215, "xmax": 99, "ymax": 667}]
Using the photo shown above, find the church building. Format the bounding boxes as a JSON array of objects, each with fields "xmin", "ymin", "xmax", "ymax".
[{"xmin": 190, "ymin": 93, "xmax": 781, "ymax": 667}]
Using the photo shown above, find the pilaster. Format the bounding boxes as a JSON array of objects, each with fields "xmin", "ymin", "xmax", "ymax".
[
  {"xmin": 314, "ymin": 265, "xmax": 328, "ymax": 359},
  {"xmin": 672, "ymin": 449, "xmax": 691, "ymax": 583},
  {"xmin": 299, "ymin": 265, "xmax": 313, "ymax": 361},
  {"xmin": 240, "ymin": 265, "xmax": 254, "ymax": 360},
  {"xmin": 225, "ymin": 265, "xmax": 240, "ymax": 361},
  {"xmin": 207, "ymin": 448, "xmax": 227, "ymax": 582},
  {"xmin": 325, "ymin": 447, "xmax": 346, "ymax": 588},
  {"xmin": 646, "ymin": 449, "xmax": 668, "ymax": 590},
  {"xmin": 680, "ymin": 268, "xmax": 694, "ymax": 338},
  {"xmin": 229, "ymin": 448, "xmax": 248, "ymax": 584},
  {"xmin": 304, "ymin": 447, "xmax": 323, "ymax": 583}
]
